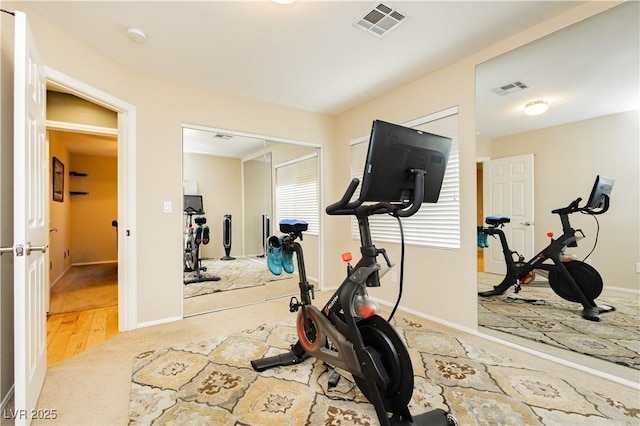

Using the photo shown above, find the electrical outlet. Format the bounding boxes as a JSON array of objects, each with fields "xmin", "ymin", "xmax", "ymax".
[
  {"xmin": 636, "ymin": 263, "xmax": 640, "ymax": 274},
  {"xmin": 391, "ymin": 271, "xmax": 398, "ymax": 283},
  {"xmin": 163, "ymin": 201, "xmax": 172, "ymax": 213}
]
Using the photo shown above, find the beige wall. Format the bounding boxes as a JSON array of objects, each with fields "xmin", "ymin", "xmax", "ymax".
[
  {"xmin": 15, "ymin": 1, "xmax": 631, "ymax": 328},
  {"xmin": 488, "ymin": 111, "xmax": 639, "ymax": 290},
  {"xmin": 47, "ymin": 91, "xmax": 117, "ymax": 128},
  {"xmin": 68, "ymin": 154, "xmax": 118, "ymax": 264},
  {"xmin": 48, "ymin": 131, "xmax": 72, "ymax": 283},
  {"xmin": 183, "ymin": 153, "xmax": 243, "ymax": 259}
]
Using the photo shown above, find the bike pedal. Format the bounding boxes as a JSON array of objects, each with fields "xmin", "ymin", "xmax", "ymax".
[{"xmin": 289, "ymin": 296, "xmax": 301, "ymax": 312}]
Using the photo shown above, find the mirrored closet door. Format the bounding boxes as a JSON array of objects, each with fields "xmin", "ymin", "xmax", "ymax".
[{"xmin": 182, "ymin": 125, "xmax": 321, "ymax": 316}]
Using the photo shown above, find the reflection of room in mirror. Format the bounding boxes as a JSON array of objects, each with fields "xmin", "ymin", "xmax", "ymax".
[
  {"xmin": 475, "ymin": 1, "xmax": 639, "ymax": 383},
  {"xmin": 182, "ymin": 125, "xmax": 321, "ymax": 316}
]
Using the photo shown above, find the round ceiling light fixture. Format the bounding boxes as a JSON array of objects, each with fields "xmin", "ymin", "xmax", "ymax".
[
  {"xmin": 126, "ymin": 27, "xmax": 147, "ymax": 44},
  {"xmin": 523, "ymin": 100, "xmax": 549, "ymax": 116}
]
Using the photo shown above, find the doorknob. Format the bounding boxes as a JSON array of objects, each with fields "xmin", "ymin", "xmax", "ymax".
[
  {"xmin": 519, "ymin": 221, "xmax": 532, "ymax": 226},
  {"xmin": 25, "ymin": 242, "xmax": 48, "ymax": 255},
  {"xmin": 0, "ymin": 246, "xmax": 12, "ymax": 256}
]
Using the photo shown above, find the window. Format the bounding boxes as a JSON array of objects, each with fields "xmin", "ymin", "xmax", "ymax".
[
  {"xmin": 275, "ymin": 153, "xmax": 319, "ymax": 235},
  {"xmin": 350, "ymin": 108, "xmax": 460, "ymax": 248}
]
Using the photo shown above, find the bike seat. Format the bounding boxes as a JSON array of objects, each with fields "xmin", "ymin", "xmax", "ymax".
[
  {"xmin": 279, "ymin": 219, "xmax": 308, "ymax": 234},
  {"xmin": 485, "ymin": 216, "xmax": 510, "ymax": 225}
]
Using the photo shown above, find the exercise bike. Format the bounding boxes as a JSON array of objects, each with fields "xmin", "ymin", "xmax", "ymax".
[
  {"xmin": 183, "ymin": 195, "xmax": 220, "ymax": 285},
  {"xmin": 252, "ymin": 120, "xmax": 457, "ymax": 426},
  {"xmin": 478, "ymin": 176, "xmax": 615, "ymax": 322}
]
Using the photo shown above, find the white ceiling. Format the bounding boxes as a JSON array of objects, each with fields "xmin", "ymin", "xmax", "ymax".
[
  {"xmin": 13, "ymin": 1, "xmax": 637, "ymax": 156},
  {"xmin": 182, "ymin": 127, "xmax": 267, "ymax": 159},
  {"xmin": 19, "ymin": 0, "xmax": 587, "ymax": 116},
  {"xmin": 476, "ymin": 1, "xmax": 639, "ymax": 140}
]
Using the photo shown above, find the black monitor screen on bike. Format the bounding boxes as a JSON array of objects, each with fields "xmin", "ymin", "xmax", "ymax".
[
  {"xmin": 359, "ymin": 120, "xmax": 451, "ymax": 204},
  {"xmin": 184, "ymin": 194, "xmax": 205, "ymax": 214},
  {"xmin": 586, "ymin": 175, "xmax": 614, "ymax": 210}
]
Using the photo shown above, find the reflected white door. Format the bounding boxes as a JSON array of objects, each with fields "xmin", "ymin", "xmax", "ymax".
[
  {"xmin": 483, "ymin": 154, "xmax": 534, "ymax": 274},
  {"xmin": 13, "ymin": 10, "xmax": 48, "ymax": 425}
]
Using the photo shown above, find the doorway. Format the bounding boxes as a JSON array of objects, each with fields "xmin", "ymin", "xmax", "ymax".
[
  {"xmin": 46, "ymin": 67, "xmax": 138, "ymax": 332},
  {"xmin": 45, "ymin": 91, "xmax": 120, "ymax": 364}
]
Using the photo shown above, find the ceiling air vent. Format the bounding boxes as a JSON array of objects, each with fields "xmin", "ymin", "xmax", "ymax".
[
  {"xmin": 491, "ymin": 81, "xmax": 529, "ymax": 96},
  {"xmin": 355, "ymin": 3, "xmax": 406, "ymax": 37}
]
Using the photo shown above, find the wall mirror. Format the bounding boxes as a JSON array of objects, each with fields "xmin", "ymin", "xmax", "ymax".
[
  {"xmin": 475, "ymin": 2, "xmax": 639, "ymax": 383},
  {"xmin": 182, "ymin": 126, "xmax": 321, "ymax": 316}
]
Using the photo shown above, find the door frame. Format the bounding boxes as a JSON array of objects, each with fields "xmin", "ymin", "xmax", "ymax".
[{"xmin": 46, "ymin": 67, "xmax": 137, "ymax": 331}]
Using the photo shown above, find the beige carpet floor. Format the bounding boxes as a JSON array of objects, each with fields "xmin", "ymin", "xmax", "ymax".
[
  {"xmin": 478, "ymin": 272, "xmax": 640, "ymax": 372},
  {"xmin": 49, "ymin": 264, "xmax": 118, "ymax": 315},
  {"xmin": 26, "ymin": 294, "xmax": 639, "ymax": 426},
  {"xmin": 128, "ymin": 313, "xmax": 640, "ymax": 425}
]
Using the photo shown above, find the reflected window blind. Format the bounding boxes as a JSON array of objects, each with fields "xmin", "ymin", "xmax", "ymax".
[
  {"xmin": 275, "ymin": 154, "xmax": 319, "ymax": 235},
  {"xmin": 350, "ymin": 109, "xmax": 460, "ymax": 248}
]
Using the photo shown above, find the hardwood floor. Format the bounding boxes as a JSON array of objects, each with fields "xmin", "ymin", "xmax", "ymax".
[
  {"xmin": 46, "ymin": 306, "xmax": 119, "ymax": 366},
  {"xmin": 46, "ymin": 264, "xmax": 120, "ymax": 366}
]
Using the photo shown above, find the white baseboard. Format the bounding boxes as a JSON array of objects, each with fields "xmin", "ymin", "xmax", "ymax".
[
  {"xmin": 50, "ymin": 264, "xmax": 73, "ymax": 289},
  {"xmin": 602, "ymin": 285, "xmax": 639, "ymax": 298},
  {"xmin": 71, "ymin": 260, "xmax": 118, "ymax": 267},
  {"xmin": 137, "ymin": 315, "xmax": 183, "ymax": 330}
]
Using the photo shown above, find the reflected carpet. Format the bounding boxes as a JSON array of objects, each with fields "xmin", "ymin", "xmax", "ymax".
[
  {"xmin": 183, "ymin": 257, "xmax": 292, "ymax": 298},
  {"xmin": 478, "ymin": 272, "xmax": 640, "ymax": 370}
]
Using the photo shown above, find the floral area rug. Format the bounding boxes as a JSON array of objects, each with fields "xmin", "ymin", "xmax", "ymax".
[
  {"xmin": 128, "ymin": 313, "xmax": 639, "ymax": 425},
  {"xmin": 478, "ymin": 272, "xmax": 640, "ymax": 370},
  {"xmin": 183, "ymin": 257, "xmax": 292, "ymax": 298}
]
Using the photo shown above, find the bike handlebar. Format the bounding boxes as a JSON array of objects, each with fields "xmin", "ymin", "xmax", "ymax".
[
  {"xmin": 326, "ymin": 170, "xmax": 426, "ymax": 218},
  {"xmin": 551, "ymin": 195, "xmax": 610, "ymax": 216},
  {"xmin": 325, "ymin": 178, "xmax": 363, "ymax": 215}
]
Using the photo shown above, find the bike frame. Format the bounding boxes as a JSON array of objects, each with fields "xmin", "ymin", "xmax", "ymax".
[
  {"xmin": 280, "ymin": 212, "xmax": 396, "ymax": 423},
  {"xmin": 481, "ymin": 196, "xmax": 613, "ymax": 320},
  {"xmin": 483, "ymin": 223, "xmax": 593, "ymax": 309}
]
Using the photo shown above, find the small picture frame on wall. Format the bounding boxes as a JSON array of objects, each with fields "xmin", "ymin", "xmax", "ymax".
[{"xmin": 52, "ymin": 157, "xmax": 64, "ymax": 202}]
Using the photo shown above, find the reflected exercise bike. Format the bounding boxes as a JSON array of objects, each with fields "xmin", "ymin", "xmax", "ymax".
[
  {"xmin": 251, "ymin": 120, "xmax": 457, "ymax": 426},
  {"xmin": 478, "ymin": 175, "xmax": 615, "ymax": 321}
]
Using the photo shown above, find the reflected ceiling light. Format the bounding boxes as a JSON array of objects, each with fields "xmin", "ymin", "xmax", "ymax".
[
  {"xmin": 273, "ymin": 0, "xmax": 296, "ymax": 4},
  {"xmin": 126, "ymin": 27, "xmax": 147, "ymax": 44},
  {"xmin": 524, "ymin": 100, "xmax": 549, "ymax": 116}
]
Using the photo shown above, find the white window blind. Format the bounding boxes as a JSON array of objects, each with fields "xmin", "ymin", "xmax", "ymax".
[
  {"xmin": 275, "ymin": 154, "xmax": 319, "ymax": 235},
  {"xmin": 350, "ymin": 109, "xmax": 460, "ymax": 248}
]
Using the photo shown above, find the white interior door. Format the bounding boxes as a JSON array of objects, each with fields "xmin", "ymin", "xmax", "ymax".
[
  {"xmin": 483, "ymin": 154, "xmax": 534, "ymax": 274},
  {"xmin": 13, "ymin": 10, "xmax": 48, "ymax": 425}
]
